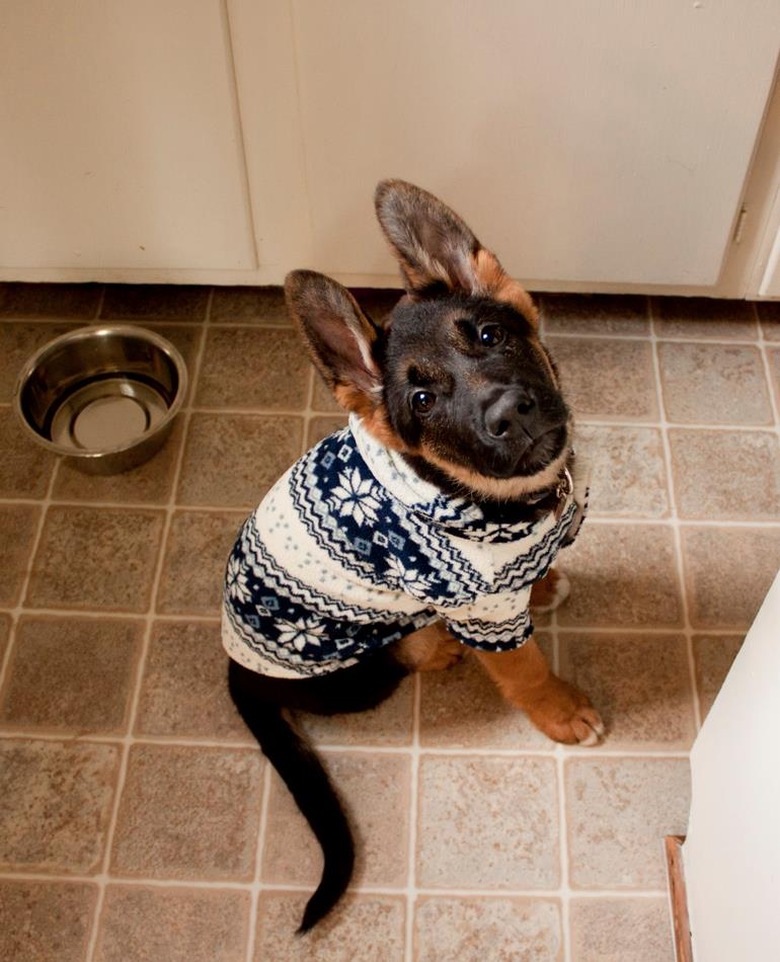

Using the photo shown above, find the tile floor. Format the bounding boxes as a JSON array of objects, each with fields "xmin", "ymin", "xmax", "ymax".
[{"xmin": 0, "ymin": 284, "xmax": 779, "ymax": 962}]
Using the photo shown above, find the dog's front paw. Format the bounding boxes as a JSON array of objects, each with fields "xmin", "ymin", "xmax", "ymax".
[{"xmin": 523, "ymin": 677, "xmax": 604, "ymax": 747}]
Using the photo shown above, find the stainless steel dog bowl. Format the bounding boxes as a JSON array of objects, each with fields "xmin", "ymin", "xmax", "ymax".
[{"xmin": 14, "ymin": 324, "xmax": 188, "ymax": 475}]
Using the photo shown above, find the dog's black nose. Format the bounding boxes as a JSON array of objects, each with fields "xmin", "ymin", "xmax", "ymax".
[{"xmin": 484, "ymin": 388, "xmax": 536, "ymax": 439}]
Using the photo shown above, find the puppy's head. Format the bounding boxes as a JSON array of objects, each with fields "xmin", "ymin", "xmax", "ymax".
[{"xmin": 285, "ymin": 180, "xmax": 571, "ymax": 501}]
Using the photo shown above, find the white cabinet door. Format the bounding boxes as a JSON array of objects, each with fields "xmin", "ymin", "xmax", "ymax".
[
  {"xmin": 287, "ymin": 0, "xmax": 780, "ymax": 287},
  {"xmin": 0, "ymin": 0, "xmax": 255, "ymax": 272},
  {"xmin": 683, "ymin": 570, "xmax": 780, "ymax": 960}
]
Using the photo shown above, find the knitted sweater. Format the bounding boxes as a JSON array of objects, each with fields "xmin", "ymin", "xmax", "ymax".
[{"xmin": 222, "ymin": 415, "xmax": 586, "ymax": 679}]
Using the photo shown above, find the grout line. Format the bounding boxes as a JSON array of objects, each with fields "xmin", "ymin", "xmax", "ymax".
[
  {"xmin": 649, "ymin": 302, "xmax": 703, "ymax": 735},
  {"xmin": 752, "ymin": 302, "xmax": 780, "ymax": 431},
  {"xmin": 0, "ymin": 867, "xmax": 670, "ymax": 900},
  {"xmin": 556, "ymin": 748, "xmax": 573, "ymax": 962},
  {"xmin": 549, "ymin": 602, "xmax": 573, "ymax": 962},
  {"xmin": 244, "ymin": 762, "xmax": 273, "ymax": 962},
  {"xmin": 403, "ymin": 672, "xmax": 422, "ymax": 962},
  {"xmin": 0, "ymin": 727, "xmax": 692, "ymax": 758}
]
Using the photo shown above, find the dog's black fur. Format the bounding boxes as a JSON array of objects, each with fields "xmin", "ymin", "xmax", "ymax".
[{"xmin": 227, "ymin": 180, "xmax": 581, "ymax": 932}]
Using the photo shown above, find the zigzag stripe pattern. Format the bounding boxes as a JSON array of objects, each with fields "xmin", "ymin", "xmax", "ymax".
[
  {"xmin": 236, "ymin": 513, "xmax": 424, "ymax": 623},
  {"xmin": 493, "ymin": 500, "xmax": 578, "ymax": 591},
  {"xmin": 224, "ymin": 522, "xmax": 438, "ymax": 674},
  {"xmin": 448, "ymin": 610, "xmax": 535, "ymax": 649}
]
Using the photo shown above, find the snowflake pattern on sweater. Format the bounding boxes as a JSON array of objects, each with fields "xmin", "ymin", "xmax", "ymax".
[{"xmin": 222, "ymin": 415, "xmax": 586, "ymax": 678}]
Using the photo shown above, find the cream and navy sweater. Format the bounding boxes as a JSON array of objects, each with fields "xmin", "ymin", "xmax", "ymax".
[{"xmin": 222, "ymin": 415, "xmax": 586, "ymax": 679}]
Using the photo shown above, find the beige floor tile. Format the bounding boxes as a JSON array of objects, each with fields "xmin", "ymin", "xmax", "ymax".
[
  {"xmin": 657, "ymin": 342, "xmax": 772, "ymax": 424},
  {"xmin": 311, "ymin": 372, "xmax": 343, "ymax": 413},
  {"xmin": 652, "ymin": 296, "xmax": 758, "ymax": 339},
  {"xmin": 142, "ymin": 323, "xmax": 204, "ymax": 403},
  {"xmin": 0, "ymin": 322, "xmax": 78, "ymax": 402},
  {"xmin": 417, "ymin": 754, "xmax": 559, "ymax": 889},
  {"xmin": 541, "ymin": 293, "xmax": 649, "ymax": 336},
  {"xmin": 692, "ymin": 634, "xmax": 744, "ymax": 720},
  {"xmin": 25, "ymin": 506, "xmax": 164, "ymax": 613},
  {"xmin": 255, "ymin": 892, "xmax": 406, "ymax": 961},
  {"xmin": 669, "ymin": 428, "xmax": 780, "ymax": 520},
  {"xmin": 52, "ymin": 420, "xmax": 184, "ymax": 504},
  {"xmin": 0, "ymin": 406, "xmax": 56, "ymax": 499},
  {"xmin": 135, "ymin": 619, "xmax": 247, "ymax": 740},
  {"xmin": 0, "ymin": 739, "xmax": 120, "ymax": 874},
  {"xmin": 418, "ymin": 647, "xmax": 552, "ymax": 750},
  {"xmin": 156, "ymin": 509, "xmax": 244, "ymax": 616},
  {"xmin": 110, "ymin": 743, "xmax": 264, "ymax": 881},
  {"xmin": 565, "ymin": 757, "xmax": 690, "ymax": 889},
  {"xmin": 558, "ymin": 632, "xmax": 695, "ymax": 749},
  {"xmin": 100, "ymin": 284, "xmax": 209, "ymax": 322},
  {"xmin": 0, "ymin": 504, "xmax": 40, "ymax": 607},
  {"xmin": 196, "ymin": 327, "xmax": 310, "ymax": 409},
  {"xmin": 176, "ymin": 413, "xmax": 303, "ymax": 507},
  {"xmin": 299, "ymin": 675, "xmax": 414, "ymax": 746},
  {"xmin": 681, "ymin": 526, "xmax": 780, "ymax": 629},
  {"xmin": 574, "ymin": 424, "xmax": 670, "ymax": 518},
  {"xmin": 211, "ymin": 285, "xmax": 290, "ymax": 325},
  {"xmin": 556, "ymin": 523, "xmax": 683, "ymax": 628},
  {"xmin": 262, "ymin": 751, "xmax": 411, "ymax": 888},
  {"xmin": 0, "ymin": 282, "xmax": 102, "ymax": 320},
  {"xmin": 93, "ymin": 885, "xmax": 251, "ymax": 962},
  {"xmin": 546, "ymin": 337, "xmax": 658, "ymax": 421},
  {"xmin": 766, "ymin": 346, "xmax": 780, "ymax": 409},
  {"xmin": 569, "ymin": 897, "xmax": 674, "ymax": 962},
  {"xmin": 307, "ymin": 414, "xmax": 348, "ymax": 448},
  {"xmin": 0, "ymin": 615, "xmax": 141, "ymax": 734},
  {"xmin": 0, "ymin": 878, "xmax": 98, "ymax": 962},
  {"xmin": 414, "ymin": 896, "xmax": 563, "ymax": 962}
]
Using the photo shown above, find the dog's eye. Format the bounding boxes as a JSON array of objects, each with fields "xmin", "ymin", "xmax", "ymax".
[
  {"xmin": 479, "ymin": 324, "xmax": 505, "ymax": 347},
  {"xmin": 411, "ymin": 390, "xmax": 436, "ymax": 415}
]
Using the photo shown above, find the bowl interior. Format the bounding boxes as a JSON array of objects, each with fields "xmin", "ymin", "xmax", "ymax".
[{"xmin": 17, "ymin": 326, "xmax": 186, "ymax": 456}]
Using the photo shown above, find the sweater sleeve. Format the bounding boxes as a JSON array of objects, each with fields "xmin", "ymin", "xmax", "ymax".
[{"xmin": 434, "ymin": 586, "xmax": 535, "ymax": 652}]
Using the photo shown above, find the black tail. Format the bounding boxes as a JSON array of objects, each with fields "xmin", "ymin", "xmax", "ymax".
[{"xmin": 228, "ymin": 666, "xmax": 354, "ymax": 933}]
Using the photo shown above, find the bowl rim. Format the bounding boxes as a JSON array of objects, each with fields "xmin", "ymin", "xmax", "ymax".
[{"xmin": 13, "ymin": 323, "xmax": 189, "ymax": 461}]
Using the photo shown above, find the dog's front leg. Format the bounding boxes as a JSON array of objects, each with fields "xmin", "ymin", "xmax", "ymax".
[{"xmin": 472, "ymin": 639, "xmax": 604, "ymax": 746}]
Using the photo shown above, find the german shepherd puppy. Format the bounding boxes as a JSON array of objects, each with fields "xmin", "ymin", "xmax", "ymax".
[{"xmin": 223, "ymin": 180, "xmax": 603, "ymax": 933}]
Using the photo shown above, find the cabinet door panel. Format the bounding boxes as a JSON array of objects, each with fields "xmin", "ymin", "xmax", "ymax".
[
  {"xmin": 292, "ymin": 0, "xmax": 780, "ymax": 286},
  {"xmin": 0, "ymin": 0, "xmax": 255, "ymax": 271}
]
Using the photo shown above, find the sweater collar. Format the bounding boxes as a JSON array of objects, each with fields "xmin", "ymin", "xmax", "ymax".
[{"xmin": 348, "ymin": 415, "xmax": 574, "ymax": 543}]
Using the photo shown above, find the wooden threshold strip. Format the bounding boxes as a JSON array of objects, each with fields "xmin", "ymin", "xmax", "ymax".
[{"xmin": 665, "ymin": 834, "xmax": 694, "ymax": 962}]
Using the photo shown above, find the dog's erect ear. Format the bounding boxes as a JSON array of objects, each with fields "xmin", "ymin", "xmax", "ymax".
[
  {"xmin": 374, "ymin": 179, "xmax": 538, "ymax": 326},
  {"xmin": 285, "ymin": 269, "xmax": 382, "ymax": 404},
  {"xmin": 375, "ymin": 179, "xmax": 480, "ymax": 295}
]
